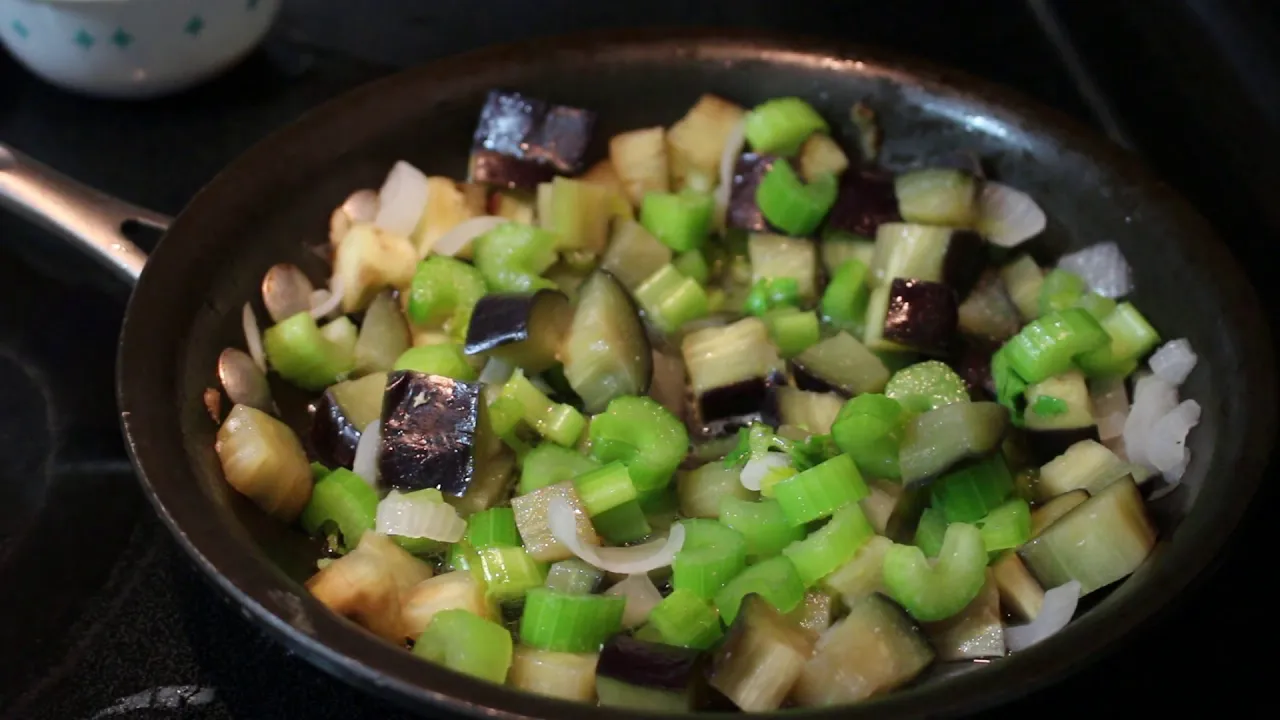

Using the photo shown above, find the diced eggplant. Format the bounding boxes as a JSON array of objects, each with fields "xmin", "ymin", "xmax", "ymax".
[
  {"xmin": 610, "ymin": 126, "xmax": 670, "ymax": 205},
  {"xmin": 1030, "ymin": 488, "xmax": 1090, "ymax": 536},
  {"xmin": 649, "ymin": 349, "xmax": 688, "ymax": 422},
  {"xmin": 958, "ymin": 269, "xmax": 1022, "ymax": 341},
  {"xmin": 1018, "ymin": 476, "xmax": 1157, "ymax": 596},
  {"xmin": 309, "ymin": 371, "xmax": 387, "ymax": 468},
  {"xmin": 354, "ymin": 290, "xmax": 411, "ymax": 375},
  {"xmin": 449, "ymin": 441, "xmax": 517, "ymax": 516},
  {"xmin": 792, "ymin": 593, "xmax": 934, "ymax": 706},
  {"xmin": 949, "ymin": 335, "xmax": 1000, "ymax": 400},
  {"xmin": 471, "ymin": 89, "xmax": 596, "ymax": 175},
  {"xmin": 1024, "ymin": 370, "xmax": 1094, "ymax": 431},
  {"xmin": 562, "ymin": 271, "xmax": 653, "ymax": 413},
  {"xmin": 923, "ymin": 570, "xmax": 1005, "ymax": 661},
  {"xmin": 708, "ymin": 594, "xmax": 816, "ymax": 712},
  {"xmin": 748, "ymin": 234, "xmax": 819, "ymax": 301},
  {"xmin": 215, "ymin": 404, "xmax": 314, "ymax": 522},
  {"xmin": 898, "ymin": 401, "xmax": 1009, "ymax": 487},
  {"xmin": 401, "ymin": 569, "xmax": 494, "ymax": 639},
  {"xmin": 677, "ymin": 462, "xmax": 759, "ymax": 518},
  {"xmin": 824, "ymin": 169, "xmax": 901, "ymax": 238},
  {"xmin": 332, "ymin": 223, "xmax": 418, "ymax": 313},
  {"xmin": 306, "ymin": 531, "xmax": 433, "ymax": 642},
  {"xmin": 682, "ymin": 316, "xmax": 781, "ymax": 403},
  {"xmin": 858, "ymin": 479, "xmax": 902, "ymax": 536},
  {"xmin": 488, "ymin": 188, "xmax": 538, "ymax": 223},
  {"xmin": 508, "ymin": 645, "xmax": 600, "ymax": 702},
  {"xmin": 463, "ymin": 290, "xmax": 572, "ymax": 374},
  {"xmin": 595, "ymin": 635, "xmax": 704, "ymax": 711},
  {"xmin": 798, "ymin": 133, "xmax": 850, "ymax": 183},
  {"xmin": 991, "ymin": 551, "xmax": 1046, "ymax": 621},
  {"xmin": 883, "ymin": 485, "xmax": 931, "ymax": 543},
  {"xmin": 379, "ymin": 371, "xmax": 481, "ymax": 496},
  {"xmin": 881, "ymin": 278, "xmax": 959, "ymax": 356},
  {"xmin": 469, "ymin": 150, "xmax": 558, "ymax": 191},
  {"xmin": 894, "ymin": 168, "xmax": 978, "ymax": 227},
  {"xmin": 822, "ymin": 534, "xmax": 892, "ymax": 607},
  {"xmin": 692, "ymin": 374, "xmax": 783, "ymax": 436},
  {"xmin": 790, "ymin": 331, "xmax": 890, "ymax": 397},
  {"xmin": 820, "ymin": 236, "xmax": 877, "ymax": 276},
  {"xmin": 667, "ymin": 94, "xmax": 746, "ymax": 192},
  {"xmin": 1037, "ymin": 439, "xmax": 1128, "ymax": 501},
  {"xmin": 599, "ymin": 219, "xmax": 673, "ymax": 291},
  {"xmin": 726, "ymin": 153, "xmax": 779, "ymax": 232},
  {"xmin": 787, "ymin": 590, "xmax": 837, "ymax": 637},
  {"xmin": 999, "ymin": 255, "xmax": 1045, "ymax": 323},
  {"xmin": 776, "ymin": 386, "xmax": 844, "ymax": 435},
  {"xmin": 870, "ymin": 223, "xmax": 984, "ymax": 297},
  {"xmin": 510, "ymin": 480, "xmax": 600, "ymax": 563},
  {"xmin": 1024, "ymin": 426, "xmax": 1101, "ymax": 466}
]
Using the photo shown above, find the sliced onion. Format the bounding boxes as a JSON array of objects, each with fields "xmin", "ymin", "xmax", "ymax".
[
  {"xmin": 548, "ymin": 497, "xmax": 685, "ymax": 574},
  {"xmin": 310, "ymin": 276, "xmax": 345, "ymax": 319},
  {"xmin": 432, "ymin": 215, "xmax": 508, "ymax": 257},
  {"xmin": 343, "ymin": 188, "xmax": 380, "ymax": 223},
  {"xmin": 1149, "ymin": 339, "xmax": 1197, "ymax": 387},
  {"xmin": 478, "ymin": 356, "xmax": 515, "ymax": 386},
  {"xmin": 1005, "ymin": 580, "xmax": 1081, "ymax": 652},
  {"xmin": 977, "ymin": 181, "xmax": 1047, "ymax": 248},
  {"xmin": 604, "ymin": 573, "xmax": 664, "ymax": 628},
  {"xmin": 374, "ymin": 161, "xmax": 430, "ymax": 237},
  {"xmin": 740, "ymin": 452, "xmax": 790, "ymax": 491},
  {"xmin": 241, "ymin": 302, "xmax": 267, "ymax": 373},
  {"xmin": 375, "ymin": 490, "xmax": 467, "ymax": 542},
  {"xmin": 713, "ymin": 118, "xmax": 747, "ymax": 224},
  {"xmin": 1090, "ymin": 376, "xmax": 1130, "ymax": 441},
  {"xmin": 1147, "ymin": 400, "xmax": 1200, "ymax": 481},
  {"xmin": 353, "ymin": 419, "xmax": 381, "ymax": 487},
  {"xmin": 1122, "ymin": 373, "xmax": 1178, "ymax": 470},
  {"xmin": 1056, "ymin": 242, "xmax": 1133, "ymax": 298}
]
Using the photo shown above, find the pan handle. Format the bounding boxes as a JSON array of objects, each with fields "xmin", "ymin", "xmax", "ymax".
[{"xmin": 0, "ymin": 143, "xmax": 171, "ymax": 287}]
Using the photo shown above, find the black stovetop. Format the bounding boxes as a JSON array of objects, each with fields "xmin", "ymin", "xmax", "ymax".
[{"xmin": 2, "ymin": 1, "xmax": 1277, "ymax": 718}]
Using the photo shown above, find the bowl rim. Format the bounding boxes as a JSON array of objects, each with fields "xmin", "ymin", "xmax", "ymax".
[{"xmin": 117, "ymin": 26, "xmax": 1277, "ymax": 720}]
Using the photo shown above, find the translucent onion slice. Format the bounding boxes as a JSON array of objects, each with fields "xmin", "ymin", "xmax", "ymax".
[
  {"xmin": 740, "ymin": 452, "xmax": 790, "ymax": 491},
  {"xmin": 310, "ymin": 276, "xmax": 346, "ymax": 319},
  {"xmin": 1122, "ymin": 373, "xmax": 1177, "ymax": 471},
  {"xmin": 343, "ymin": 188, "xmax": 380, "ymax": 223},
  {"xmin": 374, "ymin": 161, "xmax": 430, "ymax": 237},
  {"xmin": 1147, "ymin": 400, "xmax": 1201, "ymax": 481},
  {"xmin": 605, "ymin": 573, "xmax": 664, "ymax": 628},
  {"xmin": 1005, "ymin": 580, "xmax": 1081, "ymax": 652},
  {"xmin": 977, "ymin": 182, "xmax": 1047, "ymax": 248},
  {"xmin": 548, "ymin": 497, "xmax": 685, "ymax": 574},
  {"xmin": 1148, "ymin": 339, "xmax": 1197, "ymax": 386},
  {"xmin": 713, "ymin": 118, "xmax": 747, "ymax": 225},
  {"xmin": 375, "ymin": 489, "xmax": 467, "ymax": 543},
  {"xmin": 241, "ymin": 302, "xmax": 267, "ymax": 373},
  {"xmin": 1090, "ymin": 376, "xmax": 1130, "ymax": 441},
  {"xmin": 478, "ymin": 356, "xmax": 515, "ymax": 386},
  {"xmin": 353, "ymin": 419, "xmax": 381, "ymax": 487},
  {"xmin": 1056, "ymin": 241, "xmax": 1133, "ymax": 298},
  {"xmin": 432, "ymin": 215, "xmax": 509, "ymax": 257}
]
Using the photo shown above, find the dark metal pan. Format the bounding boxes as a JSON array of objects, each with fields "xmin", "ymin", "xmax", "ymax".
[{"xmin": 0, "ymin": 28, "xmax": 1273, "ymax": 720}]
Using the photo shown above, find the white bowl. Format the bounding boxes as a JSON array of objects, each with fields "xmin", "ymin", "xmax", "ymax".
[{"xmin": 0, "ymin": 0, "xmax": 282, "ymax": 99}]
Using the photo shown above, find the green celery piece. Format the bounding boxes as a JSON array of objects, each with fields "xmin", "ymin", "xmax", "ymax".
[
  {"xmin": 589, "ymin": 396, "xmax": 688, "ymax": 494},
  {"xmin": 472, "ymin": 222, "xmax": 559, "ymax": 292},
  {"xmin": 884, "ymin": 360, "xmax": 971, "ymax": 413},
  {"xmin": 406, "ymin": 255, "xmax": 487, "ymax": 341},
  {"xmin": 883, "ymin": 522, "xmax": 987, "ymax": 621}
]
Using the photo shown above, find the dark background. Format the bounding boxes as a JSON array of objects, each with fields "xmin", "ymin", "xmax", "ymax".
[{"xmin": 2, "ymin": 0, "xmax": 1277, "ymax": 718}]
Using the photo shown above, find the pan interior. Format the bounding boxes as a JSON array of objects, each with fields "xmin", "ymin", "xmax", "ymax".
[{"xmin": 116, "ymin": 33, "xmax": 1272, "ymax": 720}]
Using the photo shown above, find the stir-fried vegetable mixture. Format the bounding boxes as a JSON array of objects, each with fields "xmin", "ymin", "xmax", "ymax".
[{"xmin": 208, "ymin": 89, "xmax": 1201, "ymax": 711}]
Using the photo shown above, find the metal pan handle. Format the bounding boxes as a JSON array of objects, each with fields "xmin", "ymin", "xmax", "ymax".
[{"xmin": 0, "ymin": 142, "xmax": 171, "ymax": 287}]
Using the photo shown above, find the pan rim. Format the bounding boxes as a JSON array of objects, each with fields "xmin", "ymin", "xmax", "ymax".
[{"xmin": 116, "ymin": 26, "xmax": 1275, "ymax": 719}]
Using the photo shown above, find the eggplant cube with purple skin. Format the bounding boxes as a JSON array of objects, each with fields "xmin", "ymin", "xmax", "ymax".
[
  {"xmin": 468, "ymin": 90, "xmax": 598, "ymax": 190},
  {"xmin": 824, "ymin": 170, "xmax": 902, "ymax": 238},
  {"xmin": 883, "ymin": 278, "xmax": 959, "ymax": 356},
  {"xmin": 379, "ymin": 371, "xmax": 481, "ymax": 496},
  {"xmin": 726, "ymin": 153, "xmax": 779, "ymax": 232}
]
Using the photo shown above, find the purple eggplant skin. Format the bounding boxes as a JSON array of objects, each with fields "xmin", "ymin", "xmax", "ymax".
[
  {"xmin": 823, "ymin": 169, "xmax": 902, "ymax": 238},
  {"xmin": 883, "ymin": 278, "xmax": 959, "ymax": 357},
  {"xmin": 790, "ymin": 360, "xmax": 843, "ymax": 396},
  {"xmin": 464, "ymin": 293, "xmax": 545, "ymax": 355},
  {"xmin": 379, "ymin": 371, "xmax": 481, "ymax": 496},
  {"xmin": 471, "ymin": 90, "xmax": 596, "ymax": 174},
  {"xmin": 695, "ymin": 372, "xmax": 785, "ymax": 440},
  {"xmin": 942, "ymin": 230, "xmax": 987, "ymax": 299},
  {"xmin": 726, "ymin": 153, "xmax": 780, "ymax": 232},
  {"xmin": 1025, "ymin": 426, "xmax": 1101, "ymax": 466},
  {"xmin": 469, "ymin": 150, "xmax": 558, "ymax": 191},
  {"xmin": 597, "ymin": 635, "xmax": 704, "ymax": 692},
  {"xmin": 949, "ymin": 335, "xmax": 1001, "ymax": 401},
  {"xmin": 308, "ymin": 393, "xmax": 361, "ymax": 470}
]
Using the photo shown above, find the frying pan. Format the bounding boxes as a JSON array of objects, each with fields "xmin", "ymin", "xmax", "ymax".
[{"xmin": 0, "ymin": 28, "xmax": 1273, "ymax": 720}]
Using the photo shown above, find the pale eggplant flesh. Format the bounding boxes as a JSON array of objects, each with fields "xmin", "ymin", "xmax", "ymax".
[{"xmin": 379, "ymin": 370, "xmax": 481, "ymax": 496}]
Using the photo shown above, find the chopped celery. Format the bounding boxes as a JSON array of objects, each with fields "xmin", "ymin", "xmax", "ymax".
[
  {"xmin": 1074, "ymin": 291, "xmax": 1117, "ymax": 320},
  {"xmin": 782, "ymin": 505, "xmax": 875, "ymax": 586},
  {"xmin": 714, "ymin": 555, "xmax": 806, "ymax": 624},
  {"xmin": 589, "ymin": 395, "xmax": 688, "ymax": 494},
  {"xmin": 1075, "ymin": 302, "xmax": 1161, "ymax": 377},
  {"xmin": 677, "ymin": 462, "xmax": 759, "ymax": 519},
  {"xmin": 640, "ymin": 190, "xmax": 715, "ymax": 252},
  {"xmin": 978, "ymin": 498, "xmax": 1032, "ymax": 553},
  {"xmin": 633, "ymin": 263, "xmax": 710, "ymax": 333},
  {"xmin": 262, "ymin": 311, "xmax": 357, "ymax": 391},
  {"xmin": 756, "ymin": 159, "xmax": 838, "ymax": 236},
  {"xmin": 519, "ymin": 444, "xmax": 600, "ymax": 495},
  {"xmin": 391, "ymin": 344, "xmax": 478, "ymax": 381},
  {"xmin": 541, "ymin": 176, "xmax": 612, "ymax": 252},
  {"xmin": 913, "ymin": 507, "xmax": 948, "ymax": 558},
  {"xmin": 572, "ymin": 461, "xmax": 638, "ymax": 517},
  {"xmin": 1038, "ymin": 269, "xmax": 1087, "ymax": 317},
  {"xmin": 743, "ymin": 277, "xmax": 801, "ymax": 316},
  {"xmin": 544, "ymin": 558, "xmax": 604, "ymax": 595},
  {"xmin": 477, "ymin": 545, "xmax": 548, "ymax": 602},
  {"xmin": 520, "ymin": 587, "xmax": 626, "ymax": 653},
  {"xmin": 406, "ymin": 255, "xmax": 487, "ymax": 341},
  {"xmin": 673, "ymin": 250, "xmax": 710, "ymax": 285},
  {"xmin": 763, "ymin": 308, "xmax": 820, "ymax": 357},
  {"xmin": 772, "ymin": 453, "xmax": 869, "ymax": 527},
  {"xmin": 648, "ymin": 588, "xmax": 724, "ymax": 649},
  {"xmin": 672, "ymin": 519, "xmax": 748, "ymax": 599},
  {"xmin": 744, "ymin": 97, "xmax": 829, "ymax": 155},
  {"xmin": 821, "ymin": 258, "xmax": 870, "ymax": 336},
  {"xmin": 898, "ymin": 402, "xmax": 1010, "ymax": 485},
  {"xmin": 883, "ymin": 522, "xmax": 987, "ymax": 621},
  {"xmin": 930, "ymin": 453, "xmax": 1015, "ymax": 524},
  {"xmin": 592, "ymin": 500, "xmax": 653, "ymax": 543},
  {"xmin": 472, "ymin": 222, "xmax": 559, "ymax": 292},
  {"xmin": 1002, "ymin": 308, "xmax": 1108, "ymax": 384},
  {"xmin": 413, "ymin": 609, "xmax": 513, "ymax": 683},
  {"xmin": 465, "ymin": 507, "xmax": 520, "ymax": 549},
  {"xmin": 718, "ymin": 496, "xmax": 805, "ymax": 561},
  {"xmin": 499, "ymin": 369, "xmax": 585, "ymax": 447},
  {"xmin": 830, "ymin": 393, "xmax": 906, "ymax": 479},
  {"xmin": 883, "ymin": 360, "xmax": 971, "ymax": 413},
  {"xmin": 299, "ymin": 468, "xmax": 377, "ymax": 551}
]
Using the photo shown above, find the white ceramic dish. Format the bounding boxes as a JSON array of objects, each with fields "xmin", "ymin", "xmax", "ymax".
[{"xmin": 0, "ymin": 0, "xmax": 282, "ymax": 99}]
